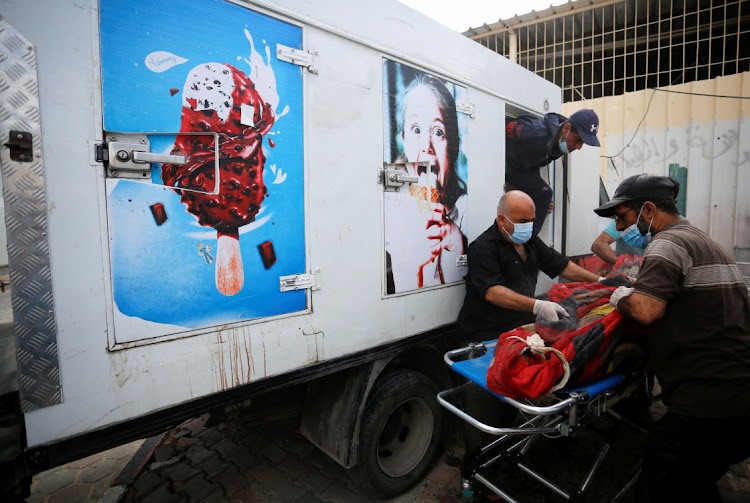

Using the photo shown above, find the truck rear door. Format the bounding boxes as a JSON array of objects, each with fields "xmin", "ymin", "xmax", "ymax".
[{"xmin": 99, "ymin": 0, "xmax": 308, "ymax": 344}]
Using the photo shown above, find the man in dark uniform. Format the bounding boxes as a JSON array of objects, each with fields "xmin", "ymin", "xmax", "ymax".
[
  {"xmin": 456, "ymin": 190, "xmax": 602, "ymax": 479},
  {"xmin": 597, "ymin": 174, "xmax": 750, "ymax": 502},
  {"xmin": 458, "ymin": 190, "xmax": 601, "ymax": 339},
  {"xmin": 505, "ymin": 109, "xmax": 600, "ymax": 236}
]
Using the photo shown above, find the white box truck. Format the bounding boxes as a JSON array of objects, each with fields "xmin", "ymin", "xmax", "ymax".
[{"xmin": 0, "ymin": 0, "xmax": 560, "ymax": 497}]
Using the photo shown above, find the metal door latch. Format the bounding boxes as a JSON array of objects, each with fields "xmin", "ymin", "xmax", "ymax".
[
  {"xmin": 380, "ymin": 162, "xmax": 430, "ymax": 191},
  {"xmin": 3, "ymin": 130, "xmax": 33, "ymax": 162},
  {"xmin": 98, "ymin": 134, "xmax": 186, "ymax": 179}
]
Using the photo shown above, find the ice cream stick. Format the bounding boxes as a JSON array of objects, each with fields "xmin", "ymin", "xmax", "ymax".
[{"xmin": 216, "ymin": 231, "xmax": 244, "ymax": 296}]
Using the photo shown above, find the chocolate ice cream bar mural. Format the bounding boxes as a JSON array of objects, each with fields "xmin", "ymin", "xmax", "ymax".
[
  {"xmin": 100, "ymin": 0, "xmax": 305, "ymax": 341},
  {"xmin": 161, "ymin": 62, "xmax": 275, "ymax": 296}
]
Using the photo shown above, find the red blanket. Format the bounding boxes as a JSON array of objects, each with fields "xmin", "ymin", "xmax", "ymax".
[{"xmin": 486, "ymin": 255, "xmax": 644, "ymax": 399}]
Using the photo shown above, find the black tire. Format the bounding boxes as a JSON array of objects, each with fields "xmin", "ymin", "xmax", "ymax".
[{"xmin": 353, "ymin": 368, "xmax": 442, "ymax": 498}]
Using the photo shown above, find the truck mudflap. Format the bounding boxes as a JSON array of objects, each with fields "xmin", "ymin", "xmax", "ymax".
[{"xmin": 0, "ymin": 17, "xmax": 61, "ymax": 412}]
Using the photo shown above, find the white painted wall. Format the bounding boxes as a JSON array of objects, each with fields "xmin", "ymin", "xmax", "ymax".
[{"xmin": 563, "ymin": 72, "xmax": 750, "ymax": 261}]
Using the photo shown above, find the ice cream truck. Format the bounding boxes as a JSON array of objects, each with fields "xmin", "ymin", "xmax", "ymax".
[{"xmin": 0, "ymin": 0, "xmax": 561, "ymax": 497}]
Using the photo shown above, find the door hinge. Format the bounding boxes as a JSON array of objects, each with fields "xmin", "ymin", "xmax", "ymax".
[
  {"xmin": 280, "ymin": 268, "xmax": 321, "ymax": 292},
  {"xmin": 276, "ymin": 44, "xmax": 318, "ymax": 74},
  {"xmin": 456, "ymin": 102, "xmax": 475, "ymax": 118}
]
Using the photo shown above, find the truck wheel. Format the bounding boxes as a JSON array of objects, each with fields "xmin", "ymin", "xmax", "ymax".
[{"xmin": 354, "ymin": 368, "xmax": 442, "ymax": 497}]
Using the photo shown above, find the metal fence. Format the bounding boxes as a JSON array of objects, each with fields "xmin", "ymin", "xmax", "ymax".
[{"xmin": 466, "ymin": 0, "xmax": 750, "ymax": 103}]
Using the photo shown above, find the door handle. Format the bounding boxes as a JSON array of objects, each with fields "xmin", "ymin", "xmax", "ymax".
[
  {"xmin": 132, "ymin": 151, "xmax": 186, "ymax": 165},
  {"xmin": 389, "ymin": 172, "xmax": 417, "ymax": 184},
  {"xmin": 102, "ymin": 132, "xmax": 216, "ymax": 180}
]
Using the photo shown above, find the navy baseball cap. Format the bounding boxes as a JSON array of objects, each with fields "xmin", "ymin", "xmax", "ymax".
[
  {"xmin": 568, "ymin": 109, "xmax": 600, "ymax": 147},
  {"xmin": 594, "ymin": 174, "xmax": 676, "ymax": 217}
]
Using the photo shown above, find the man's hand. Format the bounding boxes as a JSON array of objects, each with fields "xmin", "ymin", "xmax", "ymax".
[
  {"xmin": 610, "ymin": 286, "xmax": 634, "ymax": 308},
  {"xmin": 533, "ymin": 299, "xmax": 569, "ymax": 322}
]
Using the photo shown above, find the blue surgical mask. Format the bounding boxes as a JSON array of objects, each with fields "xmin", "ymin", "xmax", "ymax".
[
  {"xmin": 503, "ymin": 217, "xmax": 534, "ymax": 244},
  {"xmin": 620, "ymin": 224, "xmax": 650, "ymax": 248},
  {"xmin": 558, "ymin": 130, "xmax": 570, "ymax": 154},
  {"xmin": 620, "ymin": 206, "xmax": 653, "ymax": 248}
]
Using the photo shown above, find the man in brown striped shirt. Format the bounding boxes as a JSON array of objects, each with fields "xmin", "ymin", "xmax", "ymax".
[{"xmin": 594, "ymin": 174, "xmax": 750, "ymax": 503}]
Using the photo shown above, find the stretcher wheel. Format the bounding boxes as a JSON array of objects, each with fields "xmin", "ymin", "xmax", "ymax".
[{"xmin": 353, "ymin": 368, "xmax": 442, "ymax": 497}]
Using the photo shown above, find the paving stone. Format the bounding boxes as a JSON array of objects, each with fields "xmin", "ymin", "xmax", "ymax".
[
  {"xmin": 154, "ymin": 445, "xmax": 176, "ymax": 462},
  {"xmin": 65, "ymin": 452, "xmax": 105, "ymax": 470},
  {"xmin": 280, "ymin": 435, "xmax": 317, "ymax": 458},
  {"xmin": 245, "ymin": 461, "xmax": 284, "ymax": 491},
  {"xmin": 293, "ymin": 467, "xmax": 335, "ymax": 495},
  {"xmin": 133, "ymin": 470, "xmax": 164, "ymax": 497},
  {"xmin": 289, "ymin": 490, "xmax": 328, "ymax": 503},
  {"xmin": 99, "ymin": 485, "xmax": 128, "ymax": 503},
  {"xmin": 215, "ymin": 465, "xmax": 250, "ymax": 497},
  {"xmin": 142, "ymin": 483, "xmax": 185, "ymax": 503},
  {"xmin": 175, "ymin": 474, "xmax": 217, "ymax": 503},
  {"xmin": 229, "ymin": 484, "xmax": 271, "ymax": 503},
  {"xmin": 46, "ymin": 483, "xmax": 91, "ymax": 503},
  {"xmin": 267, "ymin": 478, "xmax": 306, "ymax": 501},
  {"xmin": 163, "ymin": 462, "xmax": 202, "ymax": 483},
  {"xmin": 90, "ymin": 472, "xmax": 117, "ymax": 499},
  {"xmin": 260, "ymin": 444, "xmax": 287, "ymax": 464},
  {"xmin": 31, "ymin": 468, "xmax": 77, "ymax": 494},
  {"xmin": 212, "ymin": 437, "xmax": 239, "ymax": 459},
  {"xmin": 225, "ymin": 445, "xmax": 261, "ymax": 472},
  {"xmin": 179, "ymin": 415, "xmax": 209, "ymax": 437},
  {"xmin": 106, "ymin": 439, "xmax": 144, "ymax": 461},
  {"xmin": 186, "ymin": 443, "xmax": 214, "ymax": 465},
  {"xmin": 320, "ymin": 484, "xmax": 376, "ymax": 503},
  {"xmin": 200, "ymin": 490, "xmax": 230, "ymax": 503},
  {"xmin": 148, "ymin": 457, "xmax": 181, "ymax": 470},
  {"xmin": 25, "ymin": 495, "xmax": 47, "ymax": 503},
  {"xmin": 197, "ymin": 427, "xmax": 223, "ymax": 446},
  {"xmin": 275, "ymin": 454, "xmax": 312, "ymax": 481},
  {"xmin": 77, "ymin": 458, "xmax": 119, "ymax": 484},
  {"xmin": 199, "ymin": 454, "xmax": 230, "ymax": 478},
  {"xmin": 237, "ymin": 429, "xmax": 266, "ymax": 448},
  {"xmin": 176, "ymin": 437, "xmax": 200, "ymax": 448},
  {"xmin": 308, "ymin": 451, "xmax": 348, "ymax": 480}
]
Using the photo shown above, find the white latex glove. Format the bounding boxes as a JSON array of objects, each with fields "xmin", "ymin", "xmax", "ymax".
[
  {"xmin": 533, "ymin": 299, "xmax": 570, "ymax": 322},
  {"xmin": 610, "ymin": 286, "xmax": 634, "ymax": 309},
  {"xmin": 598, "ymin": 276, "xmax": 607, "ymax": 283}
]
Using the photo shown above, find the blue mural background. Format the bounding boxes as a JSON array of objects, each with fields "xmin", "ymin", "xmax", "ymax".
[{"xmin": 100, "ymin": 0, "xmax": 306, "ymax": 330}]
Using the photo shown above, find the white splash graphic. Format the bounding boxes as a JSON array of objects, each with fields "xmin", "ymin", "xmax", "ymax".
[
  {"xmin": 144, "ymin": 51, "xmax": 188, "ymax": 73},
  {"xmin": 243, "ymin": 29, "xmax": 280, "ymax": 113},
  {"xmin": 268, "ymin": 164, "xmax": 287, "ymax": 184}
]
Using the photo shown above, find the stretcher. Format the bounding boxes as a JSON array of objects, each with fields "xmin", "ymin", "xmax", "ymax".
[{"xmin": 438, "ymin": 339, "xmax": 644, "ymax": 503}]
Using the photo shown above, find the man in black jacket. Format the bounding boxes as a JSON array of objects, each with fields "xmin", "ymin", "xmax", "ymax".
[{"xmin": 505, "ymin": 109, "xmax": 600, "ymax": 236}]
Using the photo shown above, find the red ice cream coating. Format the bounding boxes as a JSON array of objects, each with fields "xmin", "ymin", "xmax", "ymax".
[{"xmin": 162, "ymin": 64, "xmax": 275, "ymax": 234}]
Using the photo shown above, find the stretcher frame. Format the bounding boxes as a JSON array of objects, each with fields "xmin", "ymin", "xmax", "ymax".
[{"xmin": 437, "ymin": 340, "xmax": 643, "ymax": 503}]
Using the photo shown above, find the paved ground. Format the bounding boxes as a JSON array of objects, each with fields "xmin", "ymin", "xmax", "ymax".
[
  {"xmin": 27, "ymin": 440, "xmax": 145, "ymax": 503},
  {"xmin": 26, "ymin": 383, "xmax": 750, "ymax": 503}
]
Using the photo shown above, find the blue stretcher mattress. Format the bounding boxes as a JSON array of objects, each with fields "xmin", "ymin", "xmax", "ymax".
[{"xmin": 451, "ymin": 340, "xmax": 626, "ymax": 402}]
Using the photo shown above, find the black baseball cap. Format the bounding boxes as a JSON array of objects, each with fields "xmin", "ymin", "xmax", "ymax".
[
  {"xmin": 568, "ymin": 109, "xmax": 600, "ymax": 147},
  {"xmin": 594, "ymin": 174, "xmax": 676, "ymax": 217}
]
